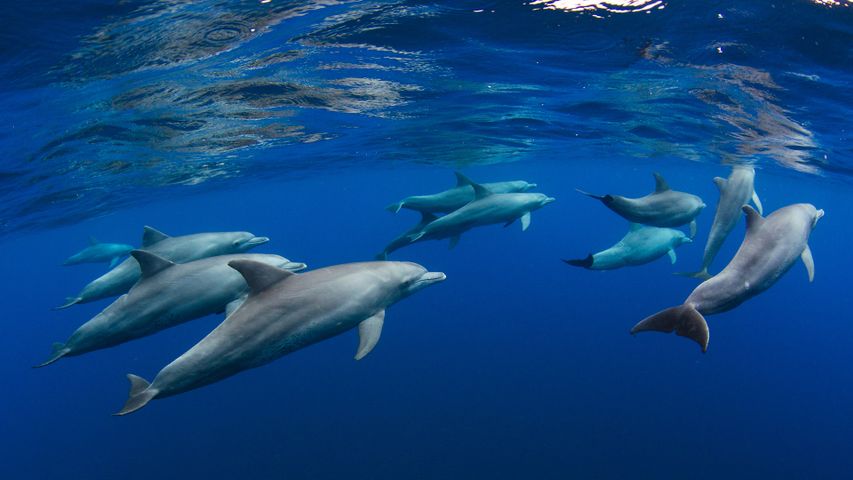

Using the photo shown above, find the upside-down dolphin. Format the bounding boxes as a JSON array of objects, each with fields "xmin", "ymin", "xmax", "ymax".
[
  {"xmin": 578, "ymin": 173, "xmax": 705, "ymax": 237},
  {"xmin": 115, "ymin": 260, "xmax": 445, "ymax": 415},
  {"xmin": 631, "ymin": 204, "xmax": 823, "ymax": 352},
  {"xmin": 677, "ymin": 165, "xmax": 763, "ymax": 280},
  {"xmin": 386, "ymin": 172, "xmax": 537, "ymax": 214},
  {"xmin": 564, "ymin": 224, "xmax": 692, "ymax": 270},
  {"xmin": 63, "ymin": 237, "xmax": 134, "ymax": 268},
  {"xmin": 38, "ymin": 252, "xmax": 306, "ymax": 367},
  {"xmin": 56, "ymin": 226, "xmax": 269, "ymax": 309}
]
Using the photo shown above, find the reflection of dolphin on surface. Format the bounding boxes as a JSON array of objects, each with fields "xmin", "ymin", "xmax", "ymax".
[
  {"xmin": 386, "ymin": 172, "xmax": 537, "ymax": 214},
  {"xmin": 577, "ymin": 173, "xmax": 705, "ymax": 237},
  {"xmin": 56, "ymin": 226, "xmax": 270, "ymax": 309},
  {"xmin": 63, "ymin": 237, "xmax": 134, "ymax": 268},
  {"xmin": 115, "ymin": 260, "xmax": 445, "ymax": 415},
  {"xmin": 631, "ymin": 204, "xmax": 823, "ymax": 352},
  {"xmin": 677, "ymin": 165, "xmax": 762, "ymax": 280},
  {"xmin": 564, "ymin": 224, "xmax": 692, "ymax": 270}
]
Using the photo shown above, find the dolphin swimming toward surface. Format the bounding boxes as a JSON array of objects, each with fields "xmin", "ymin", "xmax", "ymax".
[
  {"xmin": 631, "ymin": 204, "xmax": 823, "ymax": 352},
  {"xmin": 577, "ymin": 173, "xmax": 706, "ymax": 237},
  {"xmin": 63, "ymin": 237, "xmax": 134, "ymax": 268},
  {"xmin": 376, "ymin": 212, "xmax": 438, "ymax": 260},
  {"xmin": 115, "ymin": 260, "xmax": 445, "ymax": 415},
  {"xmin": 677, "ymin": 166, "xmax": 763, "ymax": 280},
  {"xmin": 405, "ymin": 181, "xmax": 555, "ymax": 248},
  {"xmin": 386, "ymin": 172, "xmax": 537, "ymax": 214},
  {"xmin": 564, "ymin": 224, "xmax": 692, "ymax": 270},
  {"xmin": 56, "ymin": 226, "xmax": 270, "ymax": 309},
  {"xmin": 39, "ymin": 252, "xmax": 306, "ymax": 367}
]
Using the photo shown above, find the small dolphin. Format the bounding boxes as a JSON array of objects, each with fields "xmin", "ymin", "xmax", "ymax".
[
  {"xmin": 376, "ymin": 212, "xmax": 438, "ymax": 260},
  {"xmin": 115, "ymin": 260, "xmax": 445, "ymax": 415},
  {"xmin": 63, "ymin": 237, "xmax": 134, "ymax": 268},
  {"xmin": 677, "ymin": 166, "xmax": 763, "ymax": 280},
  {"xmin": 577, "ymin": 173, "xmax": 706, "ymax": 237},
  {"xmin": 386, "ymin": 172, "xmax": 537, "ymax": 214},
  {"xmin": 406, "ymin": 181, "xmax": 555, "ymax": 248},
  {"xmin": 56, "ymin": 226, "xmax": 269, "ymax": 309},
  {"xmin": 631, "ymin": 204, "xmax": 823, "ymax": 352},
  {"xmin": 564, "ymin": 224, "xmax": 692, "ymax": 270},
  {"xmin": 38, "ymin": 252, "xmax": 306, "ymax": 367}
]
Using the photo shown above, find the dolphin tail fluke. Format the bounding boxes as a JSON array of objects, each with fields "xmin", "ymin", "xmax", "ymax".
[
  {"xmin": 562, "ymin": 255, "xmax": 594, "ymax": 269},
  {"xmin": 631, "ymin": 304, "xmax": 709, "ymax": 353},
  {"xmin": 114, "ymin": 374, "xmax": 158, "ymax": 416},
  {"xmin": 54, "ymin": 297, "xmax": 82, "ymax": 310},
  {"xmin": 674, "ymin": 268, "xmax": 712, "ymax": 281},
  {"xmin": 34, "ymin": 343, "xmax": 71, "ymax": 368},
  {"xmin": 385, "ymin": 202, "xmax": 403, "ymax": 214}
]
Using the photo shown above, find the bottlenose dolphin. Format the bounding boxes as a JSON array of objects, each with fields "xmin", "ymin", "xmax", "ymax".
[
  {"xmin": 631, "ymin": 204, "xmax": 823, "ymax": 352},
  {"xmin": 63, "ymin": 237, "xmax": 134, "ymax": 268},
  {"xmin": 39, "ymin": 252, "xmax": 306, "ymax": 367},
  {"xmin": 56, "ymin": 226, "xmax": 269, "ymax": 309},
  {"xmin": 376, "ymin": 212, "xmax": 437, "ymax": 260},
  {"xmin": 564, "ymin": 224, "xmax": 692, "ymax": 270},
  {"xmin": 386, "ymin": 172, "xmax": 537, "ymax": 214},
  {"xmin": 406, "ymin": 181, "xmax": 555, "ymax": 248},
  {"xmin": 577, "ymin": 173, "xmax": 706, "ymax": 237},
  {"xmin": 677, "ymin": 166, "xmax": 763, "ymax": 280},
  {"xmin": 115, "ymin": 260, "xmax": 445, "ymax": 415}
]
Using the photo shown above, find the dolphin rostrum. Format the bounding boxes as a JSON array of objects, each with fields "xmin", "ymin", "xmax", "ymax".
[
  {"xmin": 38, "ymin": 252, "xmax": 306, "ymax": 367},
  {"xmin": 677, "ymin": 166, "xmax": 763, "ymax": 280},
  {"xmin": 63, "ymin": 237, "xmax": 134, "ymax": 268},
  {"xmin": 115, "ymin": 260, "xmax": 445, "ymax": 415},
  {"xmin": 564, "ymin": 224, "xmax": 692, "ymax": 270},
  {"xmin": 577, "ymin": 173, "xmax": 705, "ymax": 237},
  {"xmin": 56, "ymin": 226, "xmax": 269, "ymax": 309},
  {"xmin": 631, "ymin": 204, "xmax": 823, "ymax": 352},
  {"xmin": 386, "ymin": 172, "xmax": 537, "ymax": 214}
]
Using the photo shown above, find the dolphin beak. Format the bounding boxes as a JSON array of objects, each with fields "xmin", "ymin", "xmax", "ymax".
[
  {"xmin": 543, "ymin": 197, "xmax": 556, "ymax": 205},
  {"xmin": 683, "ymin": 237, "xmax": 693, "ymax": 243},
  {"xmin": 283, "ymin": 261, "xmax": 307, "ymax": 272},
  {"xmin": 526, "ymin": 183, "xmax": 538, "ymax": 190},
  {"xmin": 415, "ymin": 271, "xmax": 446, "ymax": 287},
  {"xmin": 245, "ymin": 236, "xmax": 270, "ymax": 247}
]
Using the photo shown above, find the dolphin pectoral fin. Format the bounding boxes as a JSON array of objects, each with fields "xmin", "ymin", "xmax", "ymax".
[
  {"xmin": 54, "ymin": 297, "xmax": 82, "ymax": 310},
  {"xmin": 713, "ymin": 177, "xmax": 727, "ymax": 192},
  {"xmin": 667, "ymin": 249, "xmax": 677, "ymax": 264},
  {"xmin": 225, "ymin": 294, "xmax": 248, "ymax": 317},
  {"xmin": 752, "ymin": 190, "xmax": 763, "ymax": 215},
  {"xmin": 674, "ymin": 268, "xmax": 712, "ymax": 281},
  {"xmin": 563, "ymin": 255, "xmax": 594, "ymax": 269},
  {"xmin": 520, "ymin": 212, "xmax": 531, "ymax": 231},
  {"xmin": 108, "ymin": 256, "xmax": 122, "ymax": 269},
  {"xmin": 407, "ymin": 231, "xmax": 426, "ymax": 243},
  {"xmin": 448, "ymin": 235, "xmax": 460, "ymax": 249},
  {"xmin": 689, "ymin": 220, "xmax": 697, "ymax": 239},
  {"xmin": 801, "ymin": 245, "xmax": 815, "ymax": 282},
  {"xmin": 34, "ymin": 343, "xmax": 70, "ymax": 368},
  {"xmin": 631, "ymin": 304, "xmax": 709, "ymax": 353},
  {"xmin": 88, "ymin": 235, "xmax": 99, "ymax": 246},
  {"xmin": 115, "ymin": 374, "xmax": 158, "ymax": 416},
  {"xmin": 355, "ymin": 311, "xmax": 385, "ymax": 360},
  {"xmin": 385, "ymin": 202, "xmax": 403, "ymax": 214}
]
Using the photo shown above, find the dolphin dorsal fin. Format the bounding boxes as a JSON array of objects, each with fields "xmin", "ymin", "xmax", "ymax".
[
  {"xmin": 471, "ymin": 181, "xmax": 492, "ymax": 200},
  {"xmin": 418, "ymin": 212, "xmax": 438, "ymax": 226},
  {"xmin": 653, "ymin": 173, "xmax": 670, "ymax": 193},
  {"xmin": 628, "ymin": 223, "xmax": 643, "ymax": 232},
  {"xmin": 743, "ymin": 205, "xmax": 765, "ymax": 232},
  {"xmin": 131, "ymin": 250, "xmax": 175, "ymax": 279},
  {"xmin": 88, "ymin": 236, "xmax": 99, "ymax": 246},
  {"xmin": 228, "ymin": 259, "xmax": 295, "ymax": 294},
  {"xmin": 454, "ymin": 171, "xmax": 474, "ymax": 187},
  {"xmin": 142, "ymin": 226, "xmax": 170, "ymax": 247},
  {"xmin": 713, "ymin": 177, "xmax": 727, "ymax": 192}
]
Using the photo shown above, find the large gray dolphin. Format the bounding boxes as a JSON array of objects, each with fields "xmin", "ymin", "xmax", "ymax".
[
  {"xmin": 386, "ymin": 172, "xmax": 537, "ymax": 214},
  {"xmin": 677, "ymin": 166, "xmax": 763, "ymax": 280},
  {"xmin": 56, "ymin": 226, "xmax": 269, "ymax": 309},
  {"xmin": 115, "ymin": 260, "xmax": 445, "ymax": 415},
  {"xmin": 39, "ymin": 252, "xmax": 306, "ymax": 367},
  {"xmin": 631, "ymin": 204, "xmax": 823, "ymax": 352},
  {"xmin": 63, "ymin": 237, "xmax": 134, "ymax": 268},
  {"xmin": 564, "ymin": 224, "xmax": 692, "ymax": 270},
  {"xmin": 578, "ymin": 173, "xmax": 706, "ymax": 237},
  {"xmin": 405, "ymin": 181, "xmax": 555, "ymax": 248}
]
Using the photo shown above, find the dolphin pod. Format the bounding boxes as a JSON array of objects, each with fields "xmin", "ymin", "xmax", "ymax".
[
  {"xmin": 39, "ymin": 252, "xmax": 307, "ymax": 367},
  {"xmin": 564, "ymin": 224, "xmax": 692, "ymax": 270},
  {"xmin": 631, "ymin": 204, "xmax": 823, "ymax": 352},
  {"xmin": 386, "ymin": 172, "xmax": 537, "ymax": 214},
  {"xmin": 63, "ymin": 237, "xmax": 134, "ymax": 268},
  {"xmin": 116, "ymin": 260, "xmax": 446, "ymax": 415},
  {"xmin": 56, "ymin": 226, "xmax": 269, "ymax": 309}
]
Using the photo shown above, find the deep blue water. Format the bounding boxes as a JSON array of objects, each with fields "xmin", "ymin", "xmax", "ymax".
[{"xmin": 1, "ymin": 1, "xmax": 852, "ymax": 479}]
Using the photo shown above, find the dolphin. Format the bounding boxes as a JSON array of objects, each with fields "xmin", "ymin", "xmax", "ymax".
[
  {"xmin": 577, "ymin": 173, "xmax": 706, "ymax": 237},
  {"xmin": 63, "ymin": 237, "xmax": 134, "ymax": 268},
  {"xmin": 564, "ymin": 224, "xmax": 692, "ymax": 270},
  {"xmin": 115, "ymin": 260, "xmax": 445, "ymax": 415},
  {"xmin": 56, "ymin": 226, "xmax": 269, "ymax": 309},
  {"xmin": 631, "ymin": 204, "xmax": 823, "ymax": 352},
  {"xmin": 386, "ymin": 172, "xmax": 537, "ymax": 214},
  {"xmin": 405, "ymin": 181, "xmax": 555, "ymax": 248},
  {"xmin": 38, "ymin": 252, "xmax": 306, "ymax": 367},
  {"xmin": 677, "ymin": 166, "xmax": 763, "ymax": 280},
  {"xmin": 376, "ymin": 212, "xmax": 438, "ymax": 260}
]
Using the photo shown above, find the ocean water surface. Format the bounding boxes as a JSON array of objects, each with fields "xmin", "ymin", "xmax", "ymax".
[{"xmin": 1, "ymin": 1, "xmax": 852, "ymax": 479}]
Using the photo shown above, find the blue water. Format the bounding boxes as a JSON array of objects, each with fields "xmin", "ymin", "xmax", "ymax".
[{"xmin": 2, "ymin": 1, "xmax": 852, "ymax": 478}]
